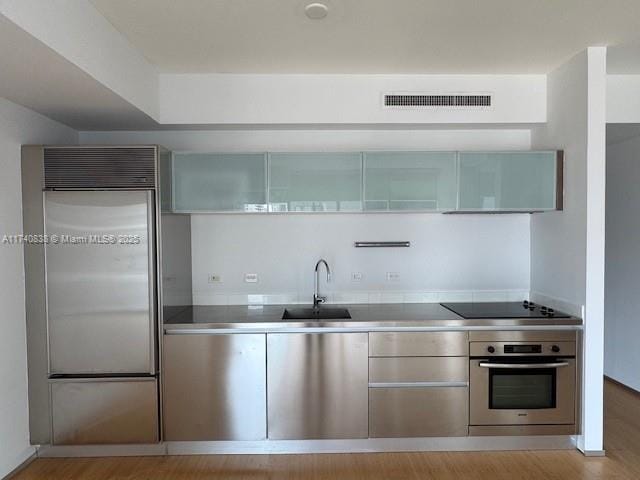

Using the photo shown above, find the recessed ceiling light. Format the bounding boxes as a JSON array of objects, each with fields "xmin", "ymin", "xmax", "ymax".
[{"xmin": 305, "ymin": 2, "xmax": 329, "ymax": 20}]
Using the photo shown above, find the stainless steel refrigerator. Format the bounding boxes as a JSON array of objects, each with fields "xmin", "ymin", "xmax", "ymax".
[
  {"xmin": 45, "ymin": 191, "xmax": 158, "ymax": 444},
  {"xmin": 22, "ymin": 146, "xmax": 165, "ymax": 446}
]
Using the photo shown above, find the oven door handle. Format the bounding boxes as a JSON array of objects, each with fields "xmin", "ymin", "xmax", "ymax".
[{"xmin": 478, "ymin": 361, "xmax": 570, "ymax": 369}]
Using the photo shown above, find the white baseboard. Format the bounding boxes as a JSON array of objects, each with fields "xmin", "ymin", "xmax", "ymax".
[
  {"xmin": 1, "ymin": 446, "xmax": 36, "ymax": 480},
  {"xmin": 580, "ymin": 449, "xmax": 606, "ymax": 457}
]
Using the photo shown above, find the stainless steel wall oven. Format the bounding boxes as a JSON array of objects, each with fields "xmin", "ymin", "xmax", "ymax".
[{"xmin": 469, "ymin": 335, "xmax": 576, "ymax": 435}]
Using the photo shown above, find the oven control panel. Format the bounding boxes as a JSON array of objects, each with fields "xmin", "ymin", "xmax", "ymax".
[
  {"xmin": 470, "ymin": 341, "xmax": 576, "ymax": 357},
  {"xmin": 503, "ymin": 344, "xmax": 542, "ymax": 354}
]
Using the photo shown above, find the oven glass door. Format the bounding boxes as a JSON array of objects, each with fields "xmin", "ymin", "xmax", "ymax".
[
  {"xmin": 489, "ymin": 367, "xmax": 556, "ymax": 410},
  {"xmin": 469, "ymin": 358, "xmax": 576, "ymax": 426}
]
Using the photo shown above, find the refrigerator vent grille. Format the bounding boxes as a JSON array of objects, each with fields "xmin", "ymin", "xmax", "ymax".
[
  {"xmin": 384, "ymin": 94, "xmax": 492, "ymax": 107},
  {"xmin": 44, "ymin": 147, "xmax": 156, "ymax": 189}
]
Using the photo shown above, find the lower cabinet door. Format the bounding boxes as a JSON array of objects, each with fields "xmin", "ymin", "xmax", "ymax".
[
  {"xmin": 50, "ymin": 378, "xmax": 158, "ymax": 445},
  {"xmin": 369, "ymin": 387, "xmax": 469, "ymax": 438},
  {"xmin": 163, "ymin": 333, "xmax": 267, "ymax": 441},
  {"xmin": 267, "ymin": 333, "xmax": 369, "ymax": 439}
]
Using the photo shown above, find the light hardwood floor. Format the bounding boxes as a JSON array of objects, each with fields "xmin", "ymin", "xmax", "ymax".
[{"xmin": 12, "ymin": 379, "xmax": 640, "ymax": 480}]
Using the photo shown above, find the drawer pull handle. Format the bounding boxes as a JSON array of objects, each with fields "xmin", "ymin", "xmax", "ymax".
[{"xmin": 368, "ymin": 382, "xmax": 468, "ymax": 388}]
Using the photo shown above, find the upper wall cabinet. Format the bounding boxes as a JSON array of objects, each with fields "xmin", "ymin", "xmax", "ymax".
[
  {"xmin": 269, "ymin": 153, "xmax": 362, "ymax": 212},
  {"xmin": 363, "ymin": 152, "xmax": 458, "ymax": 212},
  {"xmin": 169, "ymin": 150, "xmax": 563, "ymax": 214},
  {"xmin": 458, "ymin": 152, "xmax": 562, "ymax": 212},
  {"xmin": 172, "ymin": 153, "xmax": 267, "ymax": 212}
]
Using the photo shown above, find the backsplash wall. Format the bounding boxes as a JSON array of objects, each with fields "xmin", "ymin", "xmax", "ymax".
[
  {"xmin": 79, "ymin": 127, "xmax": 534, "ymax": 305},
  {"xmin": 191, "ymin": 213, "xmax": 530, "ymax": 305}
]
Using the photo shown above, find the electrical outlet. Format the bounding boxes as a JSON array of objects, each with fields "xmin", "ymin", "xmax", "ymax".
[
  {"xmin": 386, "ymin": 272, "xmax": 400, "ymax": 282},
  {"xmin": 244, "ymin": 273, "xmax": 259, "ymax": 283},
  {"xmin": 351, "ymin": 272, "xmax": 363, "ymax": 282},
  {"xmin": 208, "ymin": 274, "xmax": 222, "ymax": 283}
]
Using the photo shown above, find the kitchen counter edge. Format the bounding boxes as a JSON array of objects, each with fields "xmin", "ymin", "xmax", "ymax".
[{"xmin": 163, "ymin": 304, "xmax": 582, "ymax": 333}]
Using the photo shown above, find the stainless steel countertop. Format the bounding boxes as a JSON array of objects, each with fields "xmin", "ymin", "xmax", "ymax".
[{"xmin": 163, "ymin": 304, "xmax": 583, "ymax": 333}]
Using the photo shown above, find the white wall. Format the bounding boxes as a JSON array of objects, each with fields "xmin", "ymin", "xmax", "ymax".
[
  {"xmin": 80, "ymin": 128, "xmax": 532, "ymax": 305},
  {"xmin": 0, "ymin": 98, "xmax": 77, "ymax": 477},
  {"xmin": 79, "ymin": 128, "xmax": 531, "ymax": 153},
  {"xmin": 607, "ymin": 75, "xmax": 640, "ymax": 123},
  {"xmin": 190, "ymin": 213, "xmax": 530, "ymax": 305},
  {"xmin": 161, "ymin": 213, "xmax": 192, "ymax": 306},
  {"xmin": 158, "ymin": 74, "xmax": 546, "ymax": 125},
  {"xmin": 530, "ymin": 56, "xmax": 589, "ymax": 315},
  {"xmin": 605, "ymin": 134, "xmax": 640, "ymax": 391},
  {"xmin": 531, "ymin": 48, "xmax": 607, "ymax": 453}
]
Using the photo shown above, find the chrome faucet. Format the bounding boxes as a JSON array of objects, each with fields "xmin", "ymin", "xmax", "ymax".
[{"xmin": 313, "ymin": 259, "xmax": 331, "ymax": 307}]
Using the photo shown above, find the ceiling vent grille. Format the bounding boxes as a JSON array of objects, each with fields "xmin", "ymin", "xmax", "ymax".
[
  {"xmin": 384, "ymin": 94, "xmax": 492, "ymax": 108},
  {"xmin": 44, "ymin": 147, "xmax": 156, "ymax": 189}
]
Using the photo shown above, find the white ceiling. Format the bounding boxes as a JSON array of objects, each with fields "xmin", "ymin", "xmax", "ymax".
[
  {"xmin": 0, "ymin": 14, "xmax": 156, "ymax": 130},
  {"xmin": 608, "ymin": 39, "xmax": 640, "ymax": 74},
  {"xmin": 92, "ymin": 0, "xmax": 640, "ymax": 74}
]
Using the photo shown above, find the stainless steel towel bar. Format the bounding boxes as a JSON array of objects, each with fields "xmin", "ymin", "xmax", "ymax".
[{"xmin": 354, "ymin": 241, "xmax": 410, "ymax": 248}]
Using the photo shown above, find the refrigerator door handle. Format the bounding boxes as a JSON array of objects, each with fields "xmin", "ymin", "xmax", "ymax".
[{"xmin": 146, "ymin": 190, "xmax": 157, "ymax": 375}]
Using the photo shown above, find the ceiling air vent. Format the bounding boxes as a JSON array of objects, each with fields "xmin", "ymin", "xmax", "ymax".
[{"xmin": 384, "ymin": 94, "xmax": 492, "ymax": 108}]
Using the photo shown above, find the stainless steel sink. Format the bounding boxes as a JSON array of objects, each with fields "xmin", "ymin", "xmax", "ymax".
[{"xmin": 282, "ymin": 307, "xmax": 352, "ymax": 320}]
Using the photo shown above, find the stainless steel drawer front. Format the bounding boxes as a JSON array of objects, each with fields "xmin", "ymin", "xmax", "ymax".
[
  {"xmin": 50, "ymin": 378, "xmax": 158, "ymax": 445},
  {"xmin": 369, "ymin": 387, "xmax": 469, "ymax": 438},
  {"xmin": 267, "ymin": 333, "xmax": 368, "ymax": 440},
  {"xmin": 369, "ymin": 332, "xmax": 468, "ymax": 357},
  {"xmin": 369, "ymin": 357, "xmax": 468, "ymax": 383},
  {"xmin": 163, "ymin": 333, "xmax": 266, "ymax": 441}
]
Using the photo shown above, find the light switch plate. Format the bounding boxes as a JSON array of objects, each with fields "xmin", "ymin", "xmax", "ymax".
[{"xmin": 208, "ymin": 274, "xmax": 222, "ymax": 283}]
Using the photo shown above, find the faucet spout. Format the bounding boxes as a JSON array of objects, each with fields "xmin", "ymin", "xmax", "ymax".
[{"xmin": 313, "ymin": 259, "xmax": 331, "ymax": 307}]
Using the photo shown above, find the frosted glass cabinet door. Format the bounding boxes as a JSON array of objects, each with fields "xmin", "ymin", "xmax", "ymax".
[
  {"xmin": 173, "ymin": 153, "xmax": 267, "ymax": 212},
  {"xmin": 363, "ymin": 152, "xmax": 457, "ymax": 211},
  {"xmin": 269, "ymin": 153, "xmax": 362, "ymax": 212},
  {"xmin": 458, "ymin": 152, "xmax": 560, "ymax": 211}
]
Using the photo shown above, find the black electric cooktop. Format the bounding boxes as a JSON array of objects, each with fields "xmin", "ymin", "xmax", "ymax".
[{"xmin": 440, "ymin": 301, "xmax": 571, "ymax": 319}]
